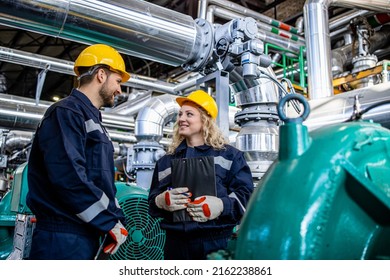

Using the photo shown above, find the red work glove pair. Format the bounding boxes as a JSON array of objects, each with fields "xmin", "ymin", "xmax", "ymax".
[
  {"xmin": 155, "ymin": 187, "xmax": 223, "ymax": 222},
  {"xmin": 187, "ymin": 195, "xmax": 223, "ymax": 222},
  {"xmin": 103, "ymin": 221, "xmax": 128, "ymax": 255}
]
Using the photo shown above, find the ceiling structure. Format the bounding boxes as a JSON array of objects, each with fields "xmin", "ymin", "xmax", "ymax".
[{"xmin": 0, "ymin": 0, "xmax": 302, "ymax": 103}]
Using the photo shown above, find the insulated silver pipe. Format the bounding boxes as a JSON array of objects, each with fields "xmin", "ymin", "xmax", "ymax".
[
  {"xmin": 329, "ymin": 9, "xmax": 373, "ymax": 31},
  {"xmin": 332, "ymin": 0, "xmax": 390, "ymax": 10},
  {"xmin": 304, "ymin": 82, "xmax": 390, "ymax": 131},
  {"xmin": 0, "ymin": 93, "xmax": 51, "ymax": 108},
  {"xmin": 3, "ymin": 131, "xmax": 33, "ymax": 153},
  {"xmin": 109, "ymin": 91, "xmax": 152, "ymax": 115},
  {"xmin": 135, "ymin": 95, "xmax": 179, "ymax": 142},
  {"xmin": 0, "ymin": 0, "xmax": 199, "ymax": 67},
  {"xmin": 304, "ymin": 0, "xmax": 333, "ymax": 100},
  {"xmin": 199, "ymin": 0, "xmax": 299, "ymax": 35},
  {"xmin": 304, "ymin": 0, "xmax": 390, "ymax": 100},
  {"xmin": 0, "ymin": 101, "xmax": 44, "ymax": 131}
]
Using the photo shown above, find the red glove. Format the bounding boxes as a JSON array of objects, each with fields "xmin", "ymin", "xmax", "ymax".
[
  {"xmin": 187, "ymin": 195, "xmax": 223, "ymax": 222},
  {"xmin": 155, "ymin": 187, "xmax": 191, "ymax": 212},
  {"xmin": 103, "ymin": 221, "xmax": 128, "ymax": 255}
]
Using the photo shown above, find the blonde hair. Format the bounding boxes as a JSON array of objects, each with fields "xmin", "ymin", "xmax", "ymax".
[{"xmin": 167, "ymin": 105, "xmax": 228, "ymax": 154}]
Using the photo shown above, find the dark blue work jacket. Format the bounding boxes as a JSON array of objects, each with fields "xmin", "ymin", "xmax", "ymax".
[
  {"xmin": 148, "ymin": 140, "xmax": 254, "ymax": 233},
  {"xmin": 27, "ymin": 89, "xmax": 125, "ymax": 235}
]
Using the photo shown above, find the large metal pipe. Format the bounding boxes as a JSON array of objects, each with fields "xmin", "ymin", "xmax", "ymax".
[
  {"xmin": 304, "ymin": 82, "xmax": 390, "ymax": 131},
  {"xmin": 0, "ymin": 0, "xmax": 200, "ymax": 67},
  {"xmin": 3, "ymin": 131, "xmax": 33, "ymax": 153},
  {"xmin": 304, "ymin": 0, "xmax": 390, "ymax": 100},
  {"xmin": 198, "ymin": 0, "xmax": 300, "ymax": 35},
  {"xmin": 135, "ymin": 95, "xmax": 179, "ymax": 142},
  {"xmin": 329, "ymin": 9, "xmax": 373, "ymax": 31},
  {"xmin": 109, "ymin": 91, "xmax": 152, "ymax": 116}
]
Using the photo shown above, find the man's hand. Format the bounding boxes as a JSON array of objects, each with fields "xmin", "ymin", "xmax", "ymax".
[
  {"xmin": 187, "ymin": 195, "xmax": 223, "ymax": 222},
  {"xmin": 155, "ymin": 187, "xmax": 191, "ymax": 212},
  {"xmin": 103, "ymin": 221, "xmax": 128, "ymax": 255}
]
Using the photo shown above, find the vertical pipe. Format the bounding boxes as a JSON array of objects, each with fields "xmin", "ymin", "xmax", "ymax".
[{"xmin": 304, "ymin": 0, "xmax": 333, "ymax": 100}]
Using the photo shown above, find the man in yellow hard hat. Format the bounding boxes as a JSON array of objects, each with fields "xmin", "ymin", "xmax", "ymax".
[{"xmin": 27, "ymin": 44, "xmax": 130, "ymax": 259}]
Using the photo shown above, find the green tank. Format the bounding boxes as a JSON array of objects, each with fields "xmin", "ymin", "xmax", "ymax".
[{"xmin": 234, "ymin": 94, "xmax": 390, "ymax": 260}]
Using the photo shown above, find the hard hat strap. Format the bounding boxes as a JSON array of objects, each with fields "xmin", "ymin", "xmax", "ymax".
[{"xmin": 77, "ymin": 65, "xmax": 105, "ymax": 80}]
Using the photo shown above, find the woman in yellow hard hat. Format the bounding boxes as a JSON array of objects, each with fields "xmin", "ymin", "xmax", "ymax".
[
  {"xmin": 148, "ymin": 89, "xmax": 254, "ymax": 260},
  {"xmin": 27, "ymin": 44, "xmax": 129, "ymax": 259}
]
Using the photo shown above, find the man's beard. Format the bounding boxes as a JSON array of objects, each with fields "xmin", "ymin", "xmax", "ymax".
[{"xmin": 99, "ymin": 81, "xmax": 114, "ymax": 108}]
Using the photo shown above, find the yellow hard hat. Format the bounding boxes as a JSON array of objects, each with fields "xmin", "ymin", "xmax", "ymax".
[
  {"xmin": 176, "ymin": 90, "xmax": 218, "ymax": 120},
  {"xmin": 74, "ymin": 44, "xmax": 130, "ymax": 83}
]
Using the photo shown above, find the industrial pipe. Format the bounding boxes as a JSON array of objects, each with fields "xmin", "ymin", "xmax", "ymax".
[
  {"xmin": 0, "ymin": 0, "xmax": 202, "ymax": 67},
  {"xmin": 135, "ymin": 95, "xmax": 179, "ymax": 142},
  {"xmin": 198, "ymin": 0, "xmax": 300, "ymax": 35},
  {"xmin": 304, "ymin": 82, "xmax": 390, "ymax": 131}
]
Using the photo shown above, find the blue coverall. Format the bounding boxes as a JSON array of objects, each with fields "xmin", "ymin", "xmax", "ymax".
[
  {"xmin": 27, "ymin": 89, "xmax": 125, "ymax": 260},
  {"xmin": 148, "ymin": 140, "xmax": 254, "ymax": 259}
]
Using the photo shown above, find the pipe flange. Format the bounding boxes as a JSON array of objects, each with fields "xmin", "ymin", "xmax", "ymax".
[
  {"xmin": 133, "ymin": 142, "xmax": 163, "ymax": 151},
  {"xmin": 351, "ymin": 54, "xmax": 378, "ymax": 73},
  {"xmin": 133, "ymin": 163, "xmax": 156, "ymax": 170},
  {"xmin": 182, "ymin": 18, "xmax": 213, "ymax": 72},
  {"xmin": 234, "ymin": 107, "xmax": 279, "ymax": 124}
]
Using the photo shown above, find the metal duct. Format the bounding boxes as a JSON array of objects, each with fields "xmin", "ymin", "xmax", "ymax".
[
  {"xmin": 135, "ymin": 94, "xmax": 179, "ymax": 142},
  {"xmin": 0, "ymin": 93, "xmax": 51, "ymax": 108},
  {"xmin": 0, "ymin": 99, "xmax": 45, "ymax": 131},
  {"xmin": 199, "ymin": 0, "xmax": 299, "ymax": 35},
  {"xmin": 109, "ymin": 91, "xmax": 152, "ymax": 116},
  {"xmin": 332, "ymin": 0, "xmax": 390, "ymax": 10},
  {"xmin": 304, "ymin": 0, "xmax": 390, "ymax": 99},
  {"xmin": 329, "ymin": 9, "xmax": 373, "ymax": 31},
  {"xmin": 0, "ymin": 0, "xmax": 204, "ymax": 68},
  {"xmin": 3, "ymin": 131, "xmax": 33, "ymax": 154}
]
